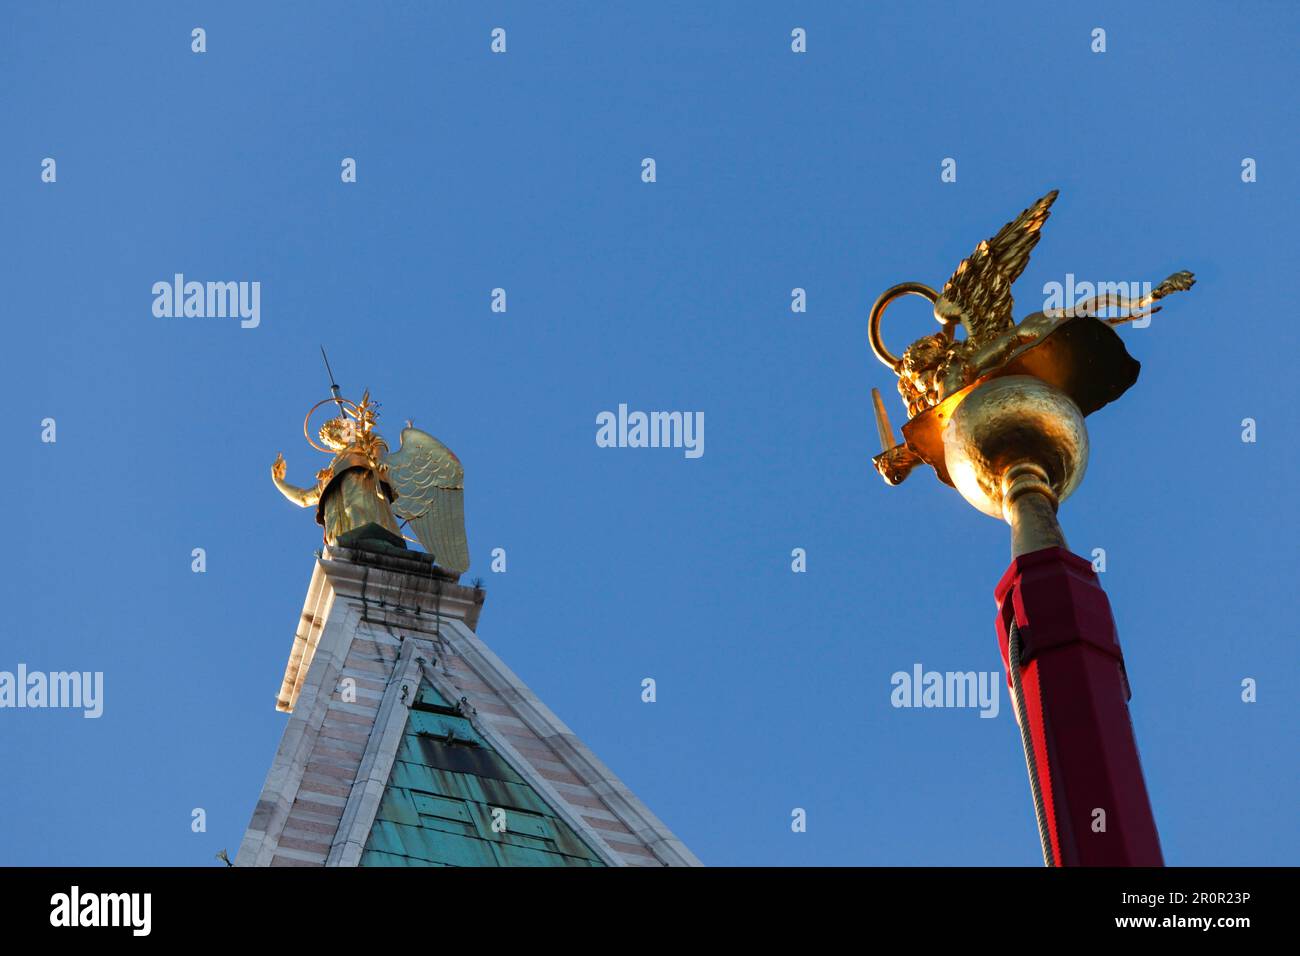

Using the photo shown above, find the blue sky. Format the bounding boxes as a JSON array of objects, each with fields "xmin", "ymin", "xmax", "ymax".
[{"xmin": 3, "ymin": 1, "xmax": 1295, "ymax": 865}]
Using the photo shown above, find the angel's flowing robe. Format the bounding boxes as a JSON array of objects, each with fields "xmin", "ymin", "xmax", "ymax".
[{"xmin": 315, "ymin": 451, "xmax": 402, "ymax": 546}]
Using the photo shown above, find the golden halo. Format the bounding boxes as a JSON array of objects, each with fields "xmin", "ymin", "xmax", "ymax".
[
  {"xmin": 303, "ymin": 396, "xmax": 361, "ymax": 452},
  {"xmin": 868, "ymin": 282, "xmax": 948, "ymax": 371}
]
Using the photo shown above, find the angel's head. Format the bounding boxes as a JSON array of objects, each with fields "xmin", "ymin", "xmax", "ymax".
[{"xmin": 318, "ymin": 416, "xmax": 356, "ymax": 451}]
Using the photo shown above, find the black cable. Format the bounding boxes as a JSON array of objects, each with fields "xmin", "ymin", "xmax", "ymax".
[{"xmin": 1009, "ymin": 619, "xmax": 1056, "ymax": 867}]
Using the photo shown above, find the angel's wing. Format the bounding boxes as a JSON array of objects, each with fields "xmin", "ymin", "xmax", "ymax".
[
  {"xmin": 938, "ymin": 189, "xmax": 1058, "ymax": 346},
  {"xmin": 385, "ymin": 426, "xmax": 470, "ymax": 573}
]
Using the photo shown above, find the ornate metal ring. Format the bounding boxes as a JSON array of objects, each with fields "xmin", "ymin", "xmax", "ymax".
[{"xmin": 868, "ymin": 282, "xmax": 944, "ymax": 371}]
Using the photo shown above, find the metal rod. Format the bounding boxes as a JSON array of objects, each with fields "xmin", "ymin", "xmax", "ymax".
[{"xmin": 320, "ymin": 346, "xmax": 343, "ymax": 406}]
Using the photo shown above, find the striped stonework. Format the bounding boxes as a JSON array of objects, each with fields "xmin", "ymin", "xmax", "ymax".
[{"xmin": 235, "ymin": 544, "xmax": 699, "ymax": 868}]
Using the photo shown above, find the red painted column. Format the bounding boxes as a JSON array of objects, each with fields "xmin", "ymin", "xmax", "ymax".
[{"xmin": 994, "ymin": 546, "xmax": 1163, "ymax": 866}]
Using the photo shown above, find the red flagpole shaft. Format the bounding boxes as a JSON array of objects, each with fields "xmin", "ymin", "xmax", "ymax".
[{"xmin": 994, "ymin": 546, "xmax": 1163, "ymax": 866}]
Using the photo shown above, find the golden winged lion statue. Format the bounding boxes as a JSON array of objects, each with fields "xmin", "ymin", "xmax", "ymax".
[
  {"xmin": 868, "ymin": 189, "xmax": 1195, "ymax": 487},
  {"xmin": 271, "ymin": 386, "xmax": 471, "ymax": 574}
]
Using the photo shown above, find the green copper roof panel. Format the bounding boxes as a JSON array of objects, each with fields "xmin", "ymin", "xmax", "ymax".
[
  {"xmin": 360, "ymin": 680, "xmax": 607, "ymax": 867},
  {"xmin": 413, "ymin": 683, "xmax": 454, "ymax": 710}
]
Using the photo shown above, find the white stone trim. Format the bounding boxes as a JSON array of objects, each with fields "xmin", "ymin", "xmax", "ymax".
[
  {"xmin": 276, "ymin": 560, "xmax": 336, "ymax": 713},
  {"xmin": 326, "ymin": 640, "xmax": 424, "ymax": 866}
]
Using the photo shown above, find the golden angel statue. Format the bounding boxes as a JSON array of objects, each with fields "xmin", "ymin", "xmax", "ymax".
[
  {"xmin": 868, "ymin": 189, "xmax": 1195, "ymax": 488},
  {"xmin": 271, "ymin": 377, "xmax": 471, "ymax": 574}
]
